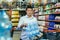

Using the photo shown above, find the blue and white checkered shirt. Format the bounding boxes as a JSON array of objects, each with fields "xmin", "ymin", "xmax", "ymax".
[{"xmin": 17, "ymin": 15, "xmax": 40, "ymax": 40}]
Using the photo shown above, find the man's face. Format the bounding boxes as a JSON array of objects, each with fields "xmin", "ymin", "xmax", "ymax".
[{"xmin": 26, "ymin": 8, "xmax": 33, "ymax": 16}]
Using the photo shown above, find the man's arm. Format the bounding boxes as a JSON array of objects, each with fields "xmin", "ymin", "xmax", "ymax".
[
  {"xmin": 18, "ymin": 17, "xmax": 24, "ymax": 28},
  {"xmin": 18, "ymin": 17, "xmax": 27, "ymax": 28},
  {"xmin": 17, "ymin": 17, "xmax": 27, "ymax": 30}
]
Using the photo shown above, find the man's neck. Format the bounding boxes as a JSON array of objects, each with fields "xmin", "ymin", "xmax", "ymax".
[
  {"xmin": 27, "ymin": 15, "xmax": 33, "ymax": 18},
  {"xmin": 28, "ymin": 15, "xmax": 32, "ymax": 18}
]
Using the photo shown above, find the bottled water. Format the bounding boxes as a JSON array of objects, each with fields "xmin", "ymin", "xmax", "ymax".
[{"xmin": 0, "ymin": 10, "xmax": 12, "ymax": 40}]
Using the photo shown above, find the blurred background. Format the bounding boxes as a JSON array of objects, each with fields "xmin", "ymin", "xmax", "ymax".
[{"xmin": 0, "ymin": 0, "xmax": 60, "ymax": 40}]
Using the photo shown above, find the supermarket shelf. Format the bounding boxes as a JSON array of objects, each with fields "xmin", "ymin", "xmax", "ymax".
[
  {"xmin": 43, "ymin": 29, "xmax": 60, "ymax": 32},
  {"xmin": 39, "ymin": 25, "xmax": 60, "ymax": 30},
  {"xmin": 44, "ymin": 2, "xmax": 56, "ymax": 5},
  {"xmin": 44, "ymin": 7, "xmax": 56, "ymax": 11},
  {"xmin": 11, "ymin": 17, "xmax": 20, "ymax": 19},
  {"xmin": 46, "ymin": 20, "xmax": 60, "ymax": 22},
  {"xmin": 56, "ymin": 6, "xmax": 60, "ymax": 8},
  {"xmin": 0, "ymin": 8, "xmax": 26, "ymax": 11},
  {"xmin": 12, "ymin": 21, "xmax": 18, "ymax": 23},
  {"xmin": 56, "ymin": 29, "xmax": 60, "ymax": 32},
  {"xmin": 38, "ymin": 12, "xmax": 60, "ymax": 16},
  {"xmin": 38, "ymin": 20, "xmax": 60, "ymax": 22},
  {"xmin": 55, "ymin": 6, "xmax": 60, "ymax": 8},
  {"xmin": 40, "ymin": 2, "xmax": 56, "ymax": 6},
  {"xmin": 44, "ymin": 7, "xmax": 60, "ymax": 11},
  {"xmin": 39, "ymin": 2, "xmax": 60, "ymax": 33},
  {"xmin": 43, "ymin": 26, "xmax": 60, "ymax": 32},
  {"xmin": 53, "ymin": 20, "xmax": 60, "ymax": 22},
  {"xmin": 0, "ymin": 9, "xmax": 9, "ymax": 10},
  {"xmin": 12, "ymin": 9, "xmax": 25, "ymax": 11},
  {"xmin": 40, "ymin": 26, "xmax": 60, "ymax": 32}
]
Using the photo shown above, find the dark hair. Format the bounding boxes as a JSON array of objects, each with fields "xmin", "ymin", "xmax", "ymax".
[{"xmin": 26, "ymin": 5, "xmax": 33, "ymax": 11}]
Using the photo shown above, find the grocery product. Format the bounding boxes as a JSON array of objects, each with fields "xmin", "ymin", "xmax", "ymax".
[
  {"xmin": 45, "ymin": 15, "xmax": 49, "ymax": 20},
  {"xmin": 45, "ymin": 22, "xmax": 49, "ymax": 26},
  {"xmin": 49, "ymin": 14, "xmax": 55, "ymax": 20},
  {"xmin": 34, "ymin": 8, "xmax": 39, "ymax": 18},
  {"xmin": 0, "ymin": 10, "xmax": 12, "ymax": 40},
  {"xmin": 39, "ymin": 12, "xmax": 44, "ymax": 15},
  {"xmin": 51, "ymin": 0, "xmax": 57, "ymax": 2},
  {"xmin": 54, "ymin": 24, "xmax": 60, "ymax": 29},
  {"xmin": 38, "ymin": 21, "xmax": 45, "ymax": 26},
  {"xmin": 12, "ymin": 23, "xmax": 18, "ymax": 26},
  {"xmin": 55, "ymin": 3, "xmax": 60, "ymax": 7},
  {"xmin": 39, "ymin": 5, "xmax": 44, "ymax": 15},
  {"xmin": 39, "ymin": 6, "xmax": 43, "ymax": 12},
  {"xmin": 11, "ymin": 11, "xmax": 20, "ymax": 27},
  {"xmin": 55, "ymin": 9, "xmax": 60, "ymax": 12},
  {"xmin": 48, "ymin": 22, "xmax": 55, "ymax": 30},
  {"xmin": 45, "ymin": 4, "xmax": 51, "ymax": 10},
  {"xmin": 11, "ymin": 19, "xmax": 19, "ymax": 21},
  {"xmin": 55, "ymin": 16, "xmax": 60, "ymax": 20},
  {"xmin": 38, "ymin": 16, "xmax": 45, "ymax": 20},
  {"xmin": 39, "ymin": 26, "xmax": 44, "ymax": 32},
  {"xmin": 11, "ymin": 15, "xmax": 20, "ymax": 18},
  {"xmin": 45, "ymin": 10, "xmax": 51, "ymax": 14},
  {"xmin": 12, "ymin": 11, "xmax": 19, "ymax": 15}
]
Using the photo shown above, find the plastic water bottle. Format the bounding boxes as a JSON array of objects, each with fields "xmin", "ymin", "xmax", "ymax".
[{"xmin": 0, "ymin": 10, "xmax": 12, "ymax": 40}]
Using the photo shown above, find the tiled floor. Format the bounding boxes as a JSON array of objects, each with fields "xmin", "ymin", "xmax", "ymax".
[{"xmin": 12, "ymin": 31, "xmax": 21, "ymax": 40}]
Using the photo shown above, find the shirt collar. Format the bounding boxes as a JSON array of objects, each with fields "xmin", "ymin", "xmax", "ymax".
[{"xmin": 25, "ymin": 15, "xmax": 34, "ymax": 19}]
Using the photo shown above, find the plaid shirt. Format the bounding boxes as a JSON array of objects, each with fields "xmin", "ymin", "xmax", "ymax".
[{"xmin": 17, "ymin": 15, "xmax": 40, "ymax": 40}]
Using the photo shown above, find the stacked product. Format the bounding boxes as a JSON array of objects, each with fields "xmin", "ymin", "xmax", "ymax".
[
  {"xmin": 54, "ymin": 24, "xmax": 60, "ymax": 29},
  {"xmin": 11, "ymin": 11, "xmax": 20, "ymax": 27},
  {"xmin": 55, "ymin": 16, "xmax": 60, "ymax": 20},
  {"xmin": 49, "ymin": 14, "xmax": 56, "ymax": 20},
  {"xmin": 55, "ymin": 3, "xmax": 60, "ymax": 14},
  {"xmin": 34, "ymin": 8, "xmax": 39, "ymax": 18},
  {"xmin": 39, "ymin": 4, "xmax": 44, "ymax": 15},
  {"xmin": 38, "ymin": 16, "xmax": 45, "ymax": 20},
  {"xmin": 55, "ymin": 3, "xmax": 60, "ymax": 7},
  {"xmin": 48, "ymin": 22, "xmax": 55, "ymax": 30},
  {"xmin": 38, "ymin": 21, "xmax": 45, "ymax": 26}
]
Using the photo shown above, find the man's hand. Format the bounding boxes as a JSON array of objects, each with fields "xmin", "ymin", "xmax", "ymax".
[
  {"xmin": 20, "ymin": 23, "xmax": 27, "ymax": 28},
  {"xmin": 13, "ymin": 27, "xmax": 17, "ymax": 30},
  {"xmin": 10, "ymin": 27, "xmax": 16, "ymax": 32},
  {"xmin": 12, "ymin": 27, "xmax": 16, "ymax": 30}
]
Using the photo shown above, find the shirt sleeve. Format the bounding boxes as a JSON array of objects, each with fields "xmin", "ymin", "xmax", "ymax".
[
  {"xmin": 35, "ymin": 18, "xmax": 39, "ymax": 26},
  {"xmin": 35, "ymin": 18, "xmax": 40, "ymax": 30},
  {"xmin": 17, "ymin": 17, "xmax": 24, "ymax": 30}
]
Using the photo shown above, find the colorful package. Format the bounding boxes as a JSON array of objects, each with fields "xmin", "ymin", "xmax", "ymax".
[
  {"xmin": 49, "ymin": 14, "xmax": 55, "ymax": 20},
  {"xmin": 48, "ymin": 22, "xmax": 55, "ymax": 30}
]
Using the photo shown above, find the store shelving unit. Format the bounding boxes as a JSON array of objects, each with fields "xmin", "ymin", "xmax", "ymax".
[
  {"xmin": 38, "ymin": 12, "xmax": 60, "ymax": 16},
  {"xmin": 38, "ymin": 2, "xmax": 60, "ymax": 32},
  {"xmin": 11, "ymin": 10, "xmax": 20, "ymax": 27},
  {"xmin": 38, "ymin": 20, "xmax": 60, "ymax": 22}
]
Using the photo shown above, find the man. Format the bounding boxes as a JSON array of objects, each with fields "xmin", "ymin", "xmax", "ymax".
[{"xmin": 17, "ymin": 6, "xmax": 42, "ymax": 40}]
